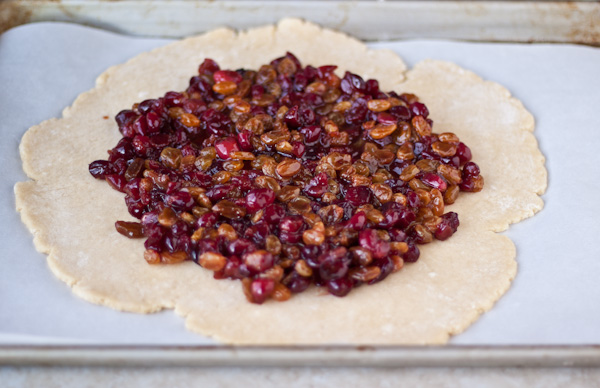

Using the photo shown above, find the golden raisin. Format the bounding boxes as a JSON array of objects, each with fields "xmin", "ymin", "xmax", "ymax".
[
  {"xmin": 369, "ymin": 123, "xmax": 397, "ymax": 140},
  {"xmin": 438, "ymin": 132, "xmax": 460, "ymax": 143},
  {"xmin": 276, "ymin": 159, "xmax": 302, "ymax": 178},
  {"xmin": 367, "ymin": 99, "xmax": 392, "ymax": 112},
  {"xmin": 412, "ymin": 115, "xmax": 432, "ymax": 137},
  {"xmin": 160, "ymin": 147, "xmax": 182, "ymax": 170},
  {"xmin": 144, "ymin": 249, "xmax": 161, "ymax": 265},
  {"xmin": 294, "ymin": 260, "xmax": 313, "ymax": 277},
  {"xmin": 179, "ymin": 113, "xmax": 200, "ymax": 127},
  {"xmin": 431, "ymin": 141, "xmax": 458, "ymax": 157},
  {"xmin": 158, "ymin": 207, "xmax": 178, "ymax": 227},
  {"xmin": 217, "ymin": 223, "xmax": 238, "ymax": 241},
  {"xmin": 350, "ymin": 266, "xmax": 381, "ymax": 282},
  {"xmin": 199, "ymin": 252, "xmax": 227, "ymax": 271},
  {"xmin": 162, "ymin": 251, "xmax": 188, "ymax": 264},
  {"xmin": 303, "ymin": 228, "xmax": 325, "ymax": 245},
  {"xmin": 400, "ymin": 164, "xmax": 420, "ymax": 181},
  {"xmin": 272, "ymin": 283, "xmax": 292, "ymax": 302},
  {"xmin": 213, "ymin": 81, "xmax": 237, "ymax": 95}
]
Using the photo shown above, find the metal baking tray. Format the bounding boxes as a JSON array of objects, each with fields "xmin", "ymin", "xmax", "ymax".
[{"xmin": 1, "ymin": 0, "xmax": 600, "ymax": 372}]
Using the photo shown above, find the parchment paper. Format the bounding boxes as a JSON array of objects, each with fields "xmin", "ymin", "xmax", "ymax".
[{"xmin": 1, "ymin": 22, "xmax": 599, "ymax": 345}]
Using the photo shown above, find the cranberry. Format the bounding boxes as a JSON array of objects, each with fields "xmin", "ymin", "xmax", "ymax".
[
  {"xmin": 300, "ymin": 125, "xmax": 321, "ymax": 145},
  {"xmin": 164, "ymin": 91, "xmax": 184, "ymax": 107},
  {"xmin": 227, "ymin": 238, "xmax": 256, "ymax": 256},
  {"xmin": 214, "ymin": 137, "xmax": 240, "ymax": 159},
  {"xmin": 292, "ymin": 142, "xmax": 306, "ymax": 158},
  {"xmin": 262, "ymin": 203, "xmax": 285, "ymax": 225},
  {"xmin": 250, "ymin": 278, "xmax": 275, "ymax": 304},
  {"xmin": 409, "ymin": 102, "xmax": 429, "ymax": 118},
  {"xmin": 434, "ymin": 221, "xmax": 453, "ymax": 241},
  {"xmin": 166, "ymin": 191, "xmax": 194, "ymax": 211},
  {"xmin": 345, "ymin": 98, "xmax": 368, "ymax": 124},
  {"xmin": 213, "ymin": 70, "xmax": 243, "ymax": 84},
  {"xmin": 320, "ymin": 256, "xmax": 349, "ymax": 281},
  {"xmin": 243, "ymin": 250, "xmax": 274, "ymax": 274},
  {"xmin": 144, "ymin": 226, "xmax": 166, "ymax": 251},
  {"xmin": 389, "ymin": 229, "xmax": 408, "ymax": 242},
  {"xmin": 105, "ymin": 174, "xmax": 127, "ymax": 192},
  {"xmin": 124, "ymin": 178, "xmax": 141, "ymax": 200},
  {"xmin": 244, "ymin": 223, "xmax": 270, "ymax": 245},
  {"xmin": 246, "ymin": 188, "xmax": 276, "ymax": 213},
  {"xmin": 198, "ymin": 58, "xmax": 219, "ymax": 75},
  {"xmin": 340, "ymin": 71, "xmax": 366, "ymax": 94},
  {"xmin": 403, "ymin": 242, "xmax": 420, "ymax": 263},
  {"xmin": 284, "ymin": 105, "xmax": 301, "ymax": 128},
  {"xmin": 284, "ymin": 273, "xmax": 311, "ymax": 293},
  {"xmin": 365, "ymin": 79, "xmax": 380, "ymax": 96},
  {"xmin": 317, "ymin": 247, "xmax": 349, "ymax": 280},
  {"xmin": 279, "ymin": 230, "xmax": 303, "ymax": 244},
  {"xmin": 304, "ymin": 172, "xmax": 328, "ymax": 198},
  {"xmin": 145, "ymin": 112, "xmax": 163, "ymax": 135},
  {"xmin": 359, "ymin": 229, "xmax": 390, "ymax": 259},
  {"xmin": 441, "ymin": 212, "xmax": 460, "ymax": 232},
  {"xmin": 456, "ymin": 142, "xmax": 472, "ymax": 165},
  {"xmin": 222, "ymin": 256, "xmax": 248, "ymax": 279},
  {"xmin": 183, "ymin": 99, "xmax": 207, "ymax": 116},
  {"xmin": 280, "ymin": 216, "xmax": 304, "ymax": 233},
  {"xmin": 294, "ymin": 73, "xmax": 308, "ymax": 92},
  {"xmin": 132, "ymin": 135, "xmax": 152, "ymax": 157},
  {"xmin": 379, "ymin": 208, "xmax": 403, "ymax": 230},
  {"xmin": 230, "ymin": 175, "xmax": 252, "ymax": 192},
  {"xmin": 463, "ymin": 162, "xmax": 480, "ymax": 178},
  {"xmin": 346, "ymin": 211, "xmax": 367, "ymax": 230},
  {"xmin": 327, "ymin": 278, "xmax": 353, "ymax": 297},
  {"xmin": 115, "ymin": 110, "xmax": 138, "ymax": 138},
  {"xmin": 299, "ymin": 105, "xmax": 316, "ymax": 125},
  {"xmin": 196, "ymin": 212, "xmax": 218, "ymax": 228},
  {"xmin": 420, "ymin": 172, "xmax": 448, "ymax": 192},
  {"xmin": 89, "ymin": 160, "xmax": 112, "ymax": 179},
  {"xmin": 407, "ymin": 191, "xmax": 420, "ymax": 208},
  {"xmin": 237, "ymin": 131, "xmax": 253, "ymax": 151},
  {"xmin": 125, "ymin": 196, "xmax": 145, "ymax": 218},
  {"xmin": 346, "ymin": 186, "xmax": 372, "ymax": 206},
  {"xmin": 206, "ymin": 183, "xmax": 231, "ymax": 200},
  {"xmin": 377, "ymin": 112, "xmax": 397, "ymax": 125},
  {"xmin": 389, "ymin": 105, "xmax": 411, "ymax": 121}
]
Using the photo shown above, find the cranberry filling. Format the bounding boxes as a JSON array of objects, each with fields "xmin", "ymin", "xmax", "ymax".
[{"xmin": 90, "ymin": 53, "xmax": 484, "ymax": 304}]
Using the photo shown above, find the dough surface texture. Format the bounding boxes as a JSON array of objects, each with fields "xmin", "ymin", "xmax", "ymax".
[{"xmin": 15, "ymin": 19, "xmax": 546, "ymax": 344}]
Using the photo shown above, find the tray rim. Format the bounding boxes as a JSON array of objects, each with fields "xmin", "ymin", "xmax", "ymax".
[
  {"xmin": 3, "ymin": 0, "xmax": 600, "ymax": 45},
  {"xmin": 2, "ymin": 344, "xmax": 600, "ymax": 368}
]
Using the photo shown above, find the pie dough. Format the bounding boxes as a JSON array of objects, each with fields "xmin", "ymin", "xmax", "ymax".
[{"xmin": 14, "ymin": 19, "xmax": 546, "ymax": 344}]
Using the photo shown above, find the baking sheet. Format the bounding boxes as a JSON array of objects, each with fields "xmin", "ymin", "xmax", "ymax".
[{"xmin": 1, "ymin": 22, "xmax": 599, "ymax": 346}]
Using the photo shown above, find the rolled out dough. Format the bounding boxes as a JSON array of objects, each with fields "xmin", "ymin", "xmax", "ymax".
[{"xmin": 15, "ymin": 19, "xmax": 546, "ymax": 344}]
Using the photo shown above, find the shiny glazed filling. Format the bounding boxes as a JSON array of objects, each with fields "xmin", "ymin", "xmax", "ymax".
[{"xmin": 89, "ymin": 53, "xmax": 484, "ymax": 304}]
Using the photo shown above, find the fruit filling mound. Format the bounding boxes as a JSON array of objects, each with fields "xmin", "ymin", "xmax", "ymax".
[{"xmin": 89, "ymin": 52, "xmax": 484, "ymax": 304}]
